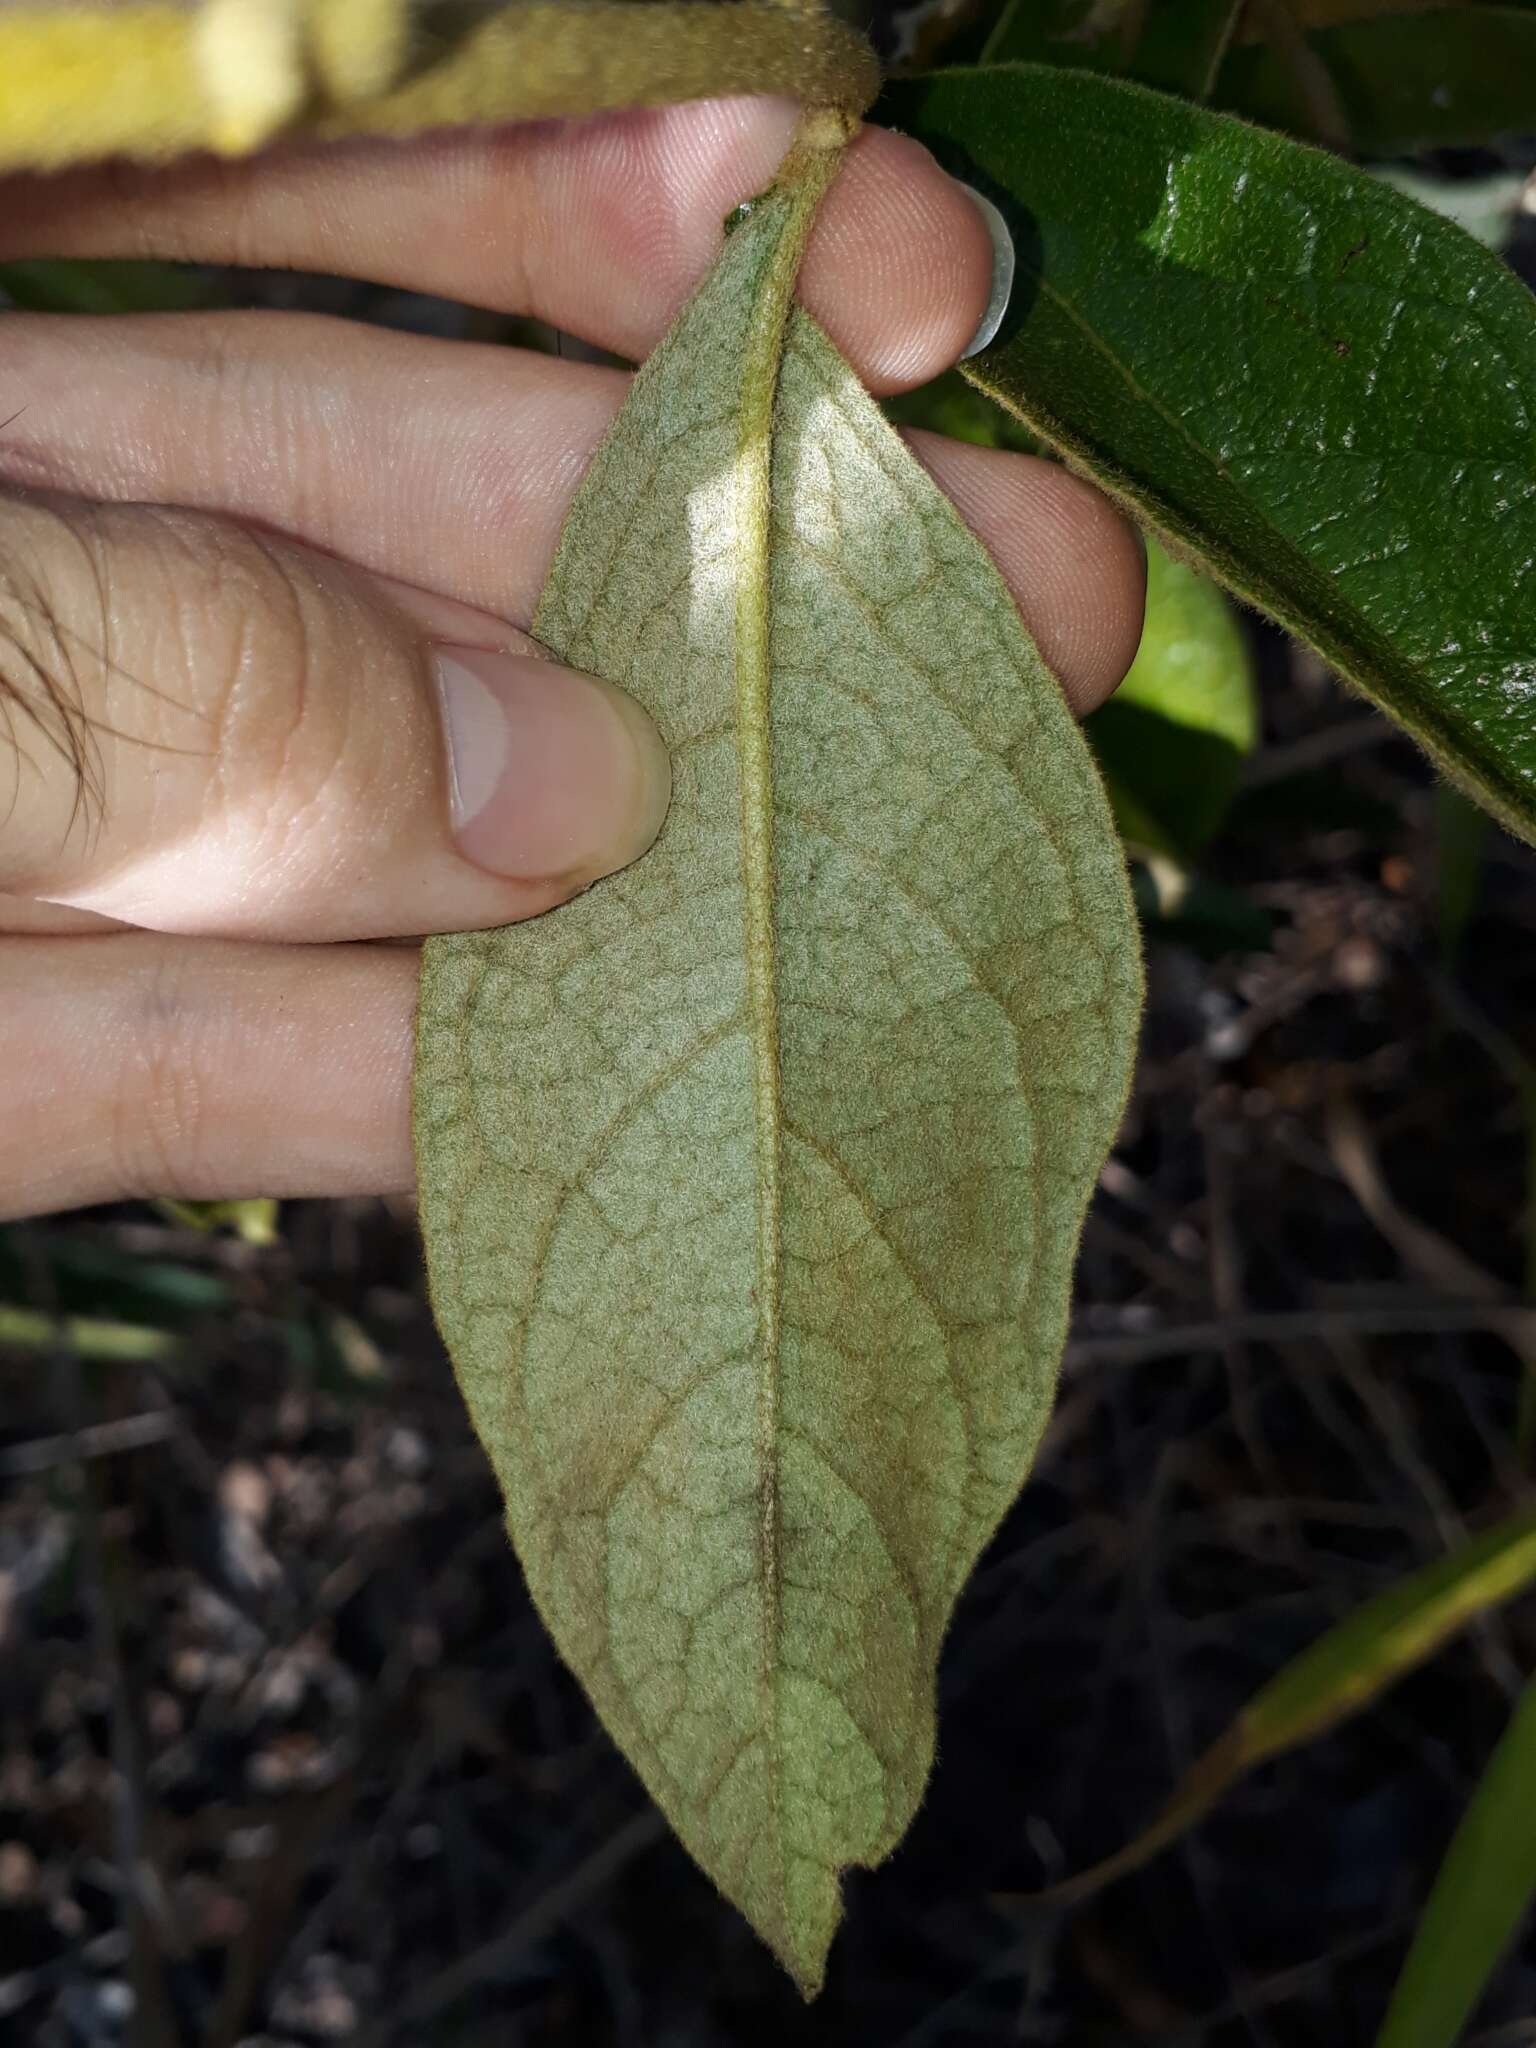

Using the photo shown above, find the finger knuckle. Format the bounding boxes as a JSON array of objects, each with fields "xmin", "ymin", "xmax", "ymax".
[
  {"xmin": 143, "ymin": 510, "xmax": 347, "ymax": 837},
  {"xmin": 111, "ymin": 950, "xmax": 217, "ymax": 1197}
]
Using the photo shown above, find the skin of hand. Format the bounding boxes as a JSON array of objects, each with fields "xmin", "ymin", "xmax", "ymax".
[{"xmin": 0, "ymin": 96, "xmax": 1146, "ymax": 1220}]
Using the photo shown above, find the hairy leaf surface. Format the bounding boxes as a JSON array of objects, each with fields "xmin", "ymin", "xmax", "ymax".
[
  {"xmin": 0, "ymin": 0, "xmax": 878, "ymax": 170},
  {"xmin": 415, "ymin": 157, "xmax": 1140, "ymax": 1992},
  {"xmin": 885, "ymin": 65, "xmax": 1536, "ymax": 841}
]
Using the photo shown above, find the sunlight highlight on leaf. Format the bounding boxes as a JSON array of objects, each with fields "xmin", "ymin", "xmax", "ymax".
[
  {"xmin": 415, "ymin": 131, "xmax": 1140, "ymax": 1991},
  {"xmin": 887, "ymin": 65, "xmax": 1536, "ymax": 843}
]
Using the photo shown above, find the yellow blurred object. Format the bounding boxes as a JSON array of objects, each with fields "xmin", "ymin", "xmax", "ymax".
[{"xmin": 0, "ymin": 0, "xmax": 879, "ymax": 172}]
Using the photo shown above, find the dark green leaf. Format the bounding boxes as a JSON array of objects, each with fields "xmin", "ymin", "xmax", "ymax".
[{"xmin": 883, "ymin": 65, "xmax": 1536, "ymax": 842}]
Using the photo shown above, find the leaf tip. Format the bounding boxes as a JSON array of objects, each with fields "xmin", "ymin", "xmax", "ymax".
[{"xmin": 773, "ymin": 1907, "xmax": 838, "ymax": 2004}]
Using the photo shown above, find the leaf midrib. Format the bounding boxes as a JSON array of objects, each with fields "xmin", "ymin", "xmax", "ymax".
[{"xmin": 725, "ymin": 135, "xmax": 848, "ymax": 1952}]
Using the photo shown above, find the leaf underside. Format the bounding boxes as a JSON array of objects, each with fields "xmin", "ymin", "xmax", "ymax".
[{"xmin": 415, "ymin": 178, "xmax": 1140, "ymax": 1992}]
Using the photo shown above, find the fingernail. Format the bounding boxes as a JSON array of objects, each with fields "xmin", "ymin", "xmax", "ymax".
[
  {"xmin": 431, "ymin": 646, "xmax": 671, "ymax": 885},
  {"xmin": 956, "ymin": 183, "xmax": 1016, "ymax": 361}
]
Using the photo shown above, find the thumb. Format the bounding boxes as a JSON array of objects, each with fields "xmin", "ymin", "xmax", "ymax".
[{"xmin": 0, "ymin": 492, "xmax": 670, "ymax": 940}]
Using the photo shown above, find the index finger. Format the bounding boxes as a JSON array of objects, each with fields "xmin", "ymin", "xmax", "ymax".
[{"xmin": 0, "ymin": 98, "xmax": 994, "ymax": 395}]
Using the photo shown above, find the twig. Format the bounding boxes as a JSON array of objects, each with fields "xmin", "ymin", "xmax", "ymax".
[
  {"xmin": 356, "ymin": 1809, "xmax": 666, "ymax": 2046},
  {"xmin": 1423, "ymin": 967, "xmax": 1536, "ymax": 1465},
  {"xmin": 1325, "ymin": 1079, "xmax": 1506, "ymax": 1304},
  {"xmin": 9, "ymin": 1230, "xmax": 182, "ymax": 2046},
  {"xmin": 1065, "ymin": 1302, "xmax": 1536, "ymax": 1370},
  {"xmin": 0, "ymin": 1408, "xmax": 179, "ymax": 1478},
  {"xmin": 206, "ymin": 1774, "xmax": 359, "ymax": 2048},
  {"xmin": 1241, "ymin": 716, "xmax": 1392, "ymax": 788},
  {"xmin": 1247, "ymin": 0, "xmax": 1352, "ymax": 153}
]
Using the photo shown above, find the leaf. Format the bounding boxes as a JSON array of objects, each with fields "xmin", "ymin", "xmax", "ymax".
[
  {"xmin": 1086, "ymin": 538, "xmax": 1258, "ymax": 864},
  {"xmin": 1214, "ymin": 10, "xmax": 1536, "ymax": 154},
  {"xmin": 415, "ymin": 129, "xmax": 1141, "ymax": 1991},
  {"xmin": 0, "ymin": 0, "xmax": 879, "ymax": 172},
  {"xmin": 0, "ymin": 1228, "xmax": 231, "ymax": 1324},
  {"xmin": 1376, "ymin": 1673, "xmax": 1536, "ymax": 2048},
  {"xmin": 0, "ymin": 1303, "xmax": 179, "ymax": 1364},
  {"xmin": 0, "ymin": 258, "xmax": 206, "ymax": 314},
  {"xmin": 1013, "ymin": 1503, "xmax": 1536, "ymax": 1902},
  {"xmin": 883, "ymin": 66, "xmax": 1536, "ymax": 843},
  {"xmin": 157, "ymin": 1197, "xmax": 280, "ymax": 1246}
]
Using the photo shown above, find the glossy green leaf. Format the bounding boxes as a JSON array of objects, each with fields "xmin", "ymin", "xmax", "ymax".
[
  {"xmin": 1377, "ymin": 1674, "xmax": 1536, "ymax": 2048},
  {"xmin": 1087, "ymin": 538, "xmax": 1258, "ymax": 863},
  {"xmin": 1215, "ymin": 10, "xmax": 1536, "ymax": 154},
  {"xmin": 415, "ymin": 131, "xmax": 1140, "ymax": 1992},
  {"xmin": 1019, "ymin": 1504, "xmax": 1536, "ymax": 1902},
  {"xmin": 884, "ymin": 66, "xmax": 1536, "ymax": 842}
]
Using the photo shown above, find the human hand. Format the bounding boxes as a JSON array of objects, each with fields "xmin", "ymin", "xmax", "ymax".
[{"xmin": 0, "ymin": 98, "xmax": 1145, "ymax": 1219}]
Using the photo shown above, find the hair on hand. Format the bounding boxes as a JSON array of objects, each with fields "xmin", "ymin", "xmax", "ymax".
[{"xmin": 0, "ymin": 556, "xmax": 103, "ymax": 844}]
